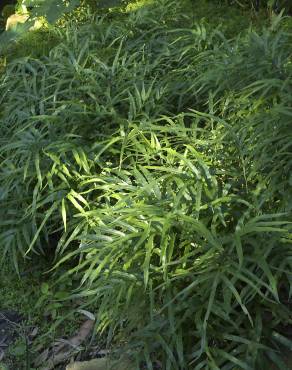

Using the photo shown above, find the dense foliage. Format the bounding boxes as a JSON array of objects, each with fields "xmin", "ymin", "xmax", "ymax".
[
  {"xmin": 220, "ymin": 0, "xmax": 292, "ymax": 12},
  {"xmin": 0, "ymin": 0, "xmax": 292, "ymax": 369}
]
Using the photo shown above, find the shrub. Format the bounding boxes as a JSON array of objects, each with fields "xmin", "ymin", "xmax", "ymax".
[
  {"xmin": 216, "ymin": 0, "xmax": 292, "ymax": 13},
  {"xmin": 0, "ymin": 1, "xmax": 292, "ymax": 368}
]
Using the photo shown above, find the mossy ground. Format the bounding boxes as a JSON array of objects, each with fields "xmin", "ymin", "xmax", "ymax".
[
  {"xmin": 0, "ymin": 260, "xmax": 45, "ymax": 369},
  {"xmin": 0, "ymin": 259, "xmax": 82, "ymax": 369}
]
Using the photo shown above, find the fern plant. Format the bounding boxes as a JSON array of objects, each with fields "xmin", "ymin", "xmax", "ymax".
[{"xmin": 0, "ymin": 1, "xmax": 292, "ymax": 369}]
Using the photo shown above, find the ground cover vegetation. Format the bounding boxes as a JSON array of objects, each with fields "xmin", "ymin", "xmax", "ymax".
[{"xmin": 1, "ymin": 0, "xmax": 292, "ymax": 369}]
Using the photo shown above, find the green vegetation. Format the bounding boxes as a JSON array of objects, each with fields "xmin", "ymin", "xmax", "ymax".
[{"xmin": 1, "ymin": 0, "xmax": 292, "ymax": 369}]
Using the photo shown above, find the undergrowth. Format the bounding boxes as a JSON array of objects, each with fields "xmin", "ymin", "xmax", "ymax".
[
  {"xmin": 1, "ymin": 0, "xmax": 292, "ymax": 369},
  {"xmin": 0, "ymin": 260, "xmax": 80, "ymax": 369}
]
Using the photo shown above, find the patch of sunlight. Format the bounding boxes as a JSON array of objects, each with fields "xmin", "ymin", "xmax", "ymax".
[{"xmin": 125, "ymin": 0, "xmax": 155, "ymax": 12}]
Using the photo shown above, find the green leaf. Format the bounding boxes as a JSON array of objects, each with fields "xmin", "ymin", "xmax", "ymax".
[
  {"xmin": 10, "ymin": 343, "xmax": 26, "ymax": 357},
  {"xmin": 41, "ymin": 282, "xmax": 49, "ymax": 295}
]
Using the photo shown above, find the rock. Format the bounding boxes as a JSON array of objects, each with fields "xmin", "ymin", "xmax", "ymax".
[{"xmin": 66, "ymin": 357, "xmax": 136, "ymax": 370}]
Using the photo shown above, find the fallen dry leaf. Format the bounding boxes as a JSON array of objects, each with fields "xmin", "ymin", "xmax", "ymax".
[
  {"xmin": 29, "ymin": 327, "xmax": 39, "ymax": 338},
  {"xmin": 66, "ymin": 357, "xmax": 136, "ymax": 370},
  {"xmin": 35, "ymin": 320, "xmax": 95, "ymax": 370}
]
